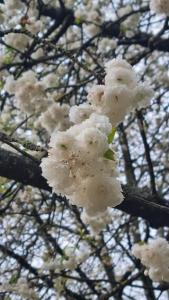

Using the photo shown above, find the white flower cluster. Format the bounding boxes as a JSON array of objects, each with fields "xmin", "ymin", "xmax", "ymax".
[
  {"xmin": 25, "ymin": 17, "xmax": 43, "ymax": 34},
  {"xmin": 150, "ymin": 0, "xmax": 169, "ymax": 16},
  {"xmin": 87, "ymin": 59, "xmax": 154, "ymax": 127},
  {"xmin": 0, "ymin": 0, "xmax": 25, "ymax": 17},
  {"xmin": 75, "ymin": 4, "xmax": 102, "ymax": 36},
  {"xmin": 0, "ymin": 0, "xmax": 44, "ymax": 30},
  {"xmin": 132, "ymin": 238, "xmax": 169, "ymax": 282},
  {"xmin": 41, "ymin": 73, "xmax": 59, "ymax": 89},
  {"xmin": 41, "ymin": 112, "xmax": 123, "ymax": 218},
  {"xmin": 42, "ymin": 245, "xmax": 90, "ymax": 272},
  {"xmin": 98, "ymin": 38, "xmax": 117, "ymax": 53},
  {"xmin": 69, "ymin": 103, "xmax": 94, "ymax": 124},
  {"xmin": 117, "ymin": 5, "xmax": 139, "ymax": 36},
  {"xmin": 0, "ymin": 279, "xmax": 38, "ymax": 300},
  {"xmin": 38, "ymin": 103, "xmax": 70, "ymax": 134},
  {"xmin": 85, "ymin": 9, "xmax": 102, "ymax": 36},
  {"xmin": 4, "ymin": 33, "xmax": 31, "ymax": 52},
  {"xmin": 41, "ymin": 58, "xmax": 154, "ymax": 232},
  {"xmin": 81, "ymin": 208, "xmax": 115, "ymax": 234},
  {"xmin": 4, "ymin": 71, "xmax": 48, "ymax": 114}
]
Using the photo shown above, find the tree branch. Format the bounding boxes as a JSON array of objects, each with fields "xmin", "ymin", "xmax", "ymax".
[
  {"xmin": 0, "ymin": 148, "xmax": 169, "ymax": 228},
  {"xmin": 0, "ymin": 148, "xmax": 50, "ymax": 191},
  {"xmin": 38, "ymin": 4, "xmax": 169, "ymax": 53}
]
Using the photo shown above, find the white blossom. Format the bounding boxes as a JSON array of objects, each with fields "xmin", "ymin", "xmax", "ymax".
[
  {"xmin": 150, "ymin": 0, "xmax": 169, "ymax": 16},
  {"xmin": 41, "ymin": 112, "xmax": 123, "ymax": 219},
  {"xmin": 41, "ymin": 73, "xmax": 58, "ymax": 89},
  {"xmin": 4, "ymin": 75, "xmax": 16, "ymax": 94},
  {"xmin": 117, "ymin": 5, "xmax": 139, "ymax": 34},
  {"xmin": 41, "ymin": 58, "xmax": 154, "ymax": 232},
  {"xmin": 3, "ymin": 0, "xmax": 25, "ymax": 10},
  {"xmin": 31, "ymin": 48, "xmax": 44, "ymax": 59},
  {"xmin": 0, "ymin": 281, "xmax": 38, "ymax": 300},
  {"xmin": 132, "ymin": 238, "xmax": 169, "ymax": 282},
  {"xmin": 98, "ymin": 38, "xmax": 117, "ymax": 53},
  {"xmin": 87, "ymin": 58, "xmax": 154, "ymax": 126},
  {"xmin": 105, "ymin": 67, "xmax": 137, "ymax": 88},
  {"xmin": 88, "ymin": 85, "xmax": 135, "ymax": 126},
  {"xmin": 26, "ymin": 17, "xmax": 43, "ymax": 34},
  {"xmin": 105, "ymin": 58, "xmax": 133, "ymax": 72},
  {"xmin": 4, "ymin": 33, "xmax": 30, "ymax": 51},
  {"xmin": 69, "ymin": 103, "xmax": 94, "ymax": 124},
  {"xmin": 38, "ymin": 103, "xmax": 70, "ymax": 133},
  {"xmin": 81, "ymin": 209, "xmax": 114, "ymax": 234},
  {"xmin": 41, "ymin": 245, "xmax": 90, "ymax": 272},
  {"xmin": 4, "ymin": 71, "xmax": 48, "ymax": 114},
  {"xmin": 70, "ymin": 175, "xmax": 122, "ymax": 216}
]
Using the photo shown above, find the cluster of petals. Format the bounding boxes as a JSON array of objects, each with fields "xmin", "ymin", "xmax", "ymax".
[
  {"xmin": 41, "ymin": 112, "xmax": 123, "ymax": 218},
  {"xmin": 4, "ymin": 71, "xmax": 48, "ymax": 114},
  {"xmin": 132, "ymin": 238, "xmax": 169, "ymax": 282},
  {"xmin": 0, "ymin": 279, "xmax": 38, "ymax": 300},
  {"xmin": 87, "ymin": 58, "xmax": 154, "ymax": 127},
  {"xmin": 74, "ymin": 3, "xmax": 102, "ymax": 36},
  {"xmin": 41, "ymin": 58, "xmax": 154, "ymax": 232},
  {"xmin": 150, "ymin": 0, "xmax": 169, "ymax": 16},
  {"xmin": 81, "ymin": 208, "xmax": 115, "ymax": 234},
  {"xmin": 0, "ymin": 0, "xmax": 25, "ymax": 18},
  {"xmin": 38, "ymin": 103, "xmax": 71, "ymax": 134},
  {"xmin": 42, "ymin": 245, "xmax": 90, "ymax": 272},
  {"xmin": 98, "ymin": 38, "xmax": 117, "ymax": 53},
  {"xmin": 4, "ymin": 33, "xmax": 31, "ymax": 52}
]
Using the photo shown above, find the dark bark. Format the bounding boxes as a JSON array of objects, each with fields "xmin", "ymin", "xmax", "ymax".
[
  {"xmin": 1, "ymin": 148, "xmax": 169, "ymax": 228},
  {"xmin": 0, "ymin": 148, "xmax": 50, "ymax": 191},
  {"xmin": 119, "ymin": 186, "xmax": 168, "ymax": 228},
  {"xmin": 38, "ymin": 4, "xmax": 169, "ymax": 53}
]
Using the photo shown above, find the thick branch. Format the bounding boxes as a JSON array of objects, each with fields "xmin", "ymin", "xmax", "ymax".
[
  {"xmin": 0, "ymin": 148, "xmax": 50, "ymax": 191},
  {"xmin": 118, "ymin": 186, "xmax": 168, "ymax": 228},
  {"xmin": 39, "ymin": 4, "xmax": 169, "ymax": 53},
  {"xmin": 0, "ymin": 148, "xmax": 169, "ymax": 228},
  {"xmin": 118, "ymin": 32, "xmax": 169, "ymax": 53}
]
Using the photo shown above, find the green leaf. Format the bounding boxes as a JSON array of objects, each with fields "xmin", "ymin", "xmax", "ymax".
[
  {"xmin": 120, "ymin": 24, "xmax": 127, "ymax": 34},
  {"xmin": 75, "ymin": 17, "xmax": 82, "ymax": 25},
  {"xmin": 78, "ymin": 228, "xmax": 85, "ymax": 238},
  {"xmin": 0, "ymin": 80, "xmax": 4, "ymax": 90},
  {"xmin": 60, "ymin": 144, "xmax": 67, "ymax": 150},
  {"xmin": 5, "ymin": 46, "xmax": 13, "ymax": 54},
  {"xmin": 107, "ymin": 128, "xmax": 116, "ymax": 144},
  {"xmin": 138, "ymin": 241, "xmax": 145, "ymax": 246},
  {"xmin": 9, "ymin": 274, "xmax": 18, "ymax": 284},
  {"xmin": 104, "ymin": 149, "xmax": 115, "ymax": 161},
  {"xmin": 0, "ymin": 185, "xmax": 5, "ymax": 193},
  {"xmin": 3, "ymin": 54, "xmax": 12, "ymax": 65}
]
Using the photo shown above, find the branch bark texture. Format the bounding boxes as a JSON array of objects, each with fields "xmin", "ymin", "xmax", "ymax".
[{"xmin": 0, "ymin": 148, "xmax": 169, "ymax": 228}]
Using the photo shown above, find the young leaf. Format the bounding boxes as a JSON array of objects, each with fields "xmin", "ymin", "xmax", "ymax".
[
  {"xmin": 108, "ymin": 128, "xmax": 116, "ymax": 144},
  {"xmin": 104, "ymin": 149, "xmax": 115, "ymax": 161}
]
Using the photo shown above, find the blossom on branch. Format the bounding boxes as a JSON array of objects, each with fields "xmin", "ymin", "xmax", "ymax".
[{"xmin": 132, "ymin": 238, "xmax": 169, "ymax": 282}]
